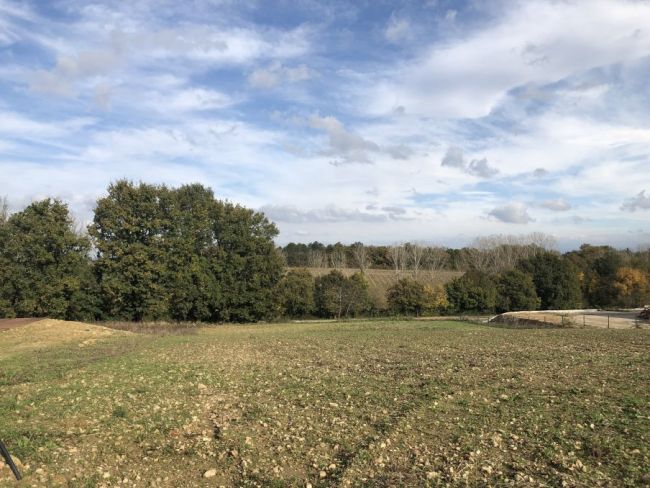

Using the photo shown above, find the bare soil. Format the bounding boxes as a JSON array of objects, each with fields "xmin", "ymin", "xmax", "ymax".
[{"xmin": 0, "ymin": 317, "xmax": 44, "ymax": 331}]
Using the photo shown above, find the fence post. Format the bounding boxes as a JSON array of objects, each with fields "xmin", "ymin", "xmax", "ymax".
[
  {"xmin": 607, "ymin": 314, "xmax": 610, "ymax": 329},
  {"xmin": 583, "ymin": 314, "xmax": 586, "ymax": 328}
]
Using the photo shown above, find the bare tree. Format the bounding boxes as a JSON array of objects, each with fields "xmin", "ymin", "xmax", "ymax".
[
  {"xmin": 468, "ymin": 233, "xmax": 559, "ymax": 274},
  {"xmin": 351, "ymin": 242, "xmax": 369, "ymax": 274},
  {"xmin": 307, "ymin": 249, "xmax": 326, "ymax": 268},
  {"xmin": 330, "ymin": 248, "xmax": 347, "ymax": 269},
  {"xmin": 425, "ymin": 246, "xmax": 448, "ymax": 275},
  {"xmin": 388, "ymin": 244, "xmax": 405, "ymax": 276},
  {"xmin": 0, "ymin": 196, "xmax": 8, "ymax": 226},
  {"xmin": 405, "ymin": 242, "xmax": 425, "ymax": 278}
]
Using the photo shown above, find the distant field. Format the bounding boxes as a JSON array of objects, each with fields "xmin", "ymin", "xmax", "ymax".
[
  {"xmin": 1, "ymin": 319, "xmax": 648, "ymax": 486},
  {"xmin": 296, "ymin": 267, "xmax": 463, "ymax": 308}
]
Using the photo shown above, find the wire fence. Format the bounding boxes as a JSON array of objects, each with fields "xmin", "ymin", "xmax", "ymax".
[{"xmin": 490, "ymin": 312, "xmax": 649, "ymax": 330}]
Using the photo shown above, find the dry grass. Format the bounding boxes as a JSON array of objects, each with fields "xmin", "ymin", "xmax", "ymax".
[
  {"xmin": 0, "ymin": 320, "xmax": 648, "ymax": 487},
  {"xmin": 0, "ymin": 319, "xmax": 129, "ymax": 361},
  {"xmin": 99, "ymin": 321, "xmax": 201, "ymax": 336}
]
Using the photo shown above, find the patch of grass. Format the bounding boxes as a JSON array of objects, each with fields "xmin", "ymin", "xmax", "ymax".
[
  {"xmin": 111, "ymin": 406, "xmax": 127, "ymax": 419},
  {"xmin": 0, "ymin": 320, "xmax": 648, "ymax": 486}
]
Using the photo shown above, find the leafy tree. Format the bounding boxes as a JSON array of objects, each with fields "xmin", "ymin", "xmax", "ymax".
[
  {"xmin": 0, "ymin": 199, "xmax": 98, "ymax": 320},
  {"xmin": 314, "ymin": 270, "xmax": 369, "ymax": 318},
  {"xmin": 424, "ymin": 284, "xmax": 449, "ymax": 312},
  {"xmin": 345, "ymin": 272, "xmax": 370, "ymax": 316},
  {"xmin": 496, "ymin": 269, "xmax": 540, "ymax": 313},
  {"xmin": 314, "ymin": 270, "xmax": 347, "ymax": 318},
  {"xmin": 89, "ymin": 181, "xmax": 172, "ymax": 321},
  {"xmin": 277, "ymin": 269, "xmax": 315, "ymax": 317},
  {"xmin": 445, "ymin": 271, "xmax": 497, "ymax": 313},
  {"xmin": 387, "ymin": 278, "xmax": 428, "ymax": 316},
  {"xmin": 210, "ymin": 202, "xmax": 284, "ymax": 322},
  {"xmin": 518, "ymin": 252, "xmax": 582, "ymax": 309},
  {"xmin": 614, "ymin": 267, "xmax": 649, "ymax": 308},
  {"xmin": 89, "ymin": 180, "xmax": 283, "ymax": 322},
  {"xmin": 164, "ymin": 184, "xmax": 219, "ymax": 321}
]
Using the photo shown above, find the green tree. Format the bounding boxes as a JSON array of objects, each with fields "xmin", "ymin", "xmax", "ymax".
[
  {"xmin": 89, "ymin": 180, "xmax": 283, "ymax": 322},
  {"xmin": 277, "ymin": 269, "xmax": 315, "ymax": 317},
  {"xmin": 518, "ymin": 252, "xmax": 582, "ymax": 309},
  {"xmin": 387, "ymin": 278, "xmax": 428, "ymax": 316},
  {"xmin": 496, "ymin": 269, "xmax": 540, "ymax": 313},
  {"xmin": 345, "ymin": 272, "xmax": 370, "ymax": 317},
  {"xmin": 445, "ymin": 271, "xmax": 497, "ymax": 313},
  {"xmin": 164, "ymin": 184, "xmax": 219, "ymax": 321},
  {"xmin": 0, "ymin": 199, "xmax": 98, "ymax": 320},
  {"xmin": 314, "ymin": 270, "xmax": 369, "ymax": 318},
  {"xmin": 89, "ymin": 181, "xmax": 172, "ymax": 321},
  {"xmin": 209, "ymin": 202, "xmax": 284, "ymax": 322}
]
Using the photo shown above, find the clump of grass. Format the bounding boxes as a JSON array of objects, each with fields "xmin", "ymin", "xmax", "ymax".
[{"xmin": 112, "ymin": 406, "xmax": 127, "ymax": 418}]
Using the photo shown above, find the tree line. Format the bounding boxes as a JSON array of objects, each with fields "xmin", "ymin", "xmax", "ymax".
[
  {"xmin": 1, "ymin": 183, "xmax": 649, "ymax": 322},
  {"xmin": 281, "ymin": 238, "xmax": 650, "ymax": 315},
  {"xmin": 0, "ymin": 181, "xmax": 282, "ymax": 322}
]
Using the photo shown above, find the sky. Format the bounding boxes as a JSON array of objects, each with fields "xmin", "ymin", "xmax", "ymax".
[{"xmin": 1, "ymin": 0, "xmax": 650, "ymax": 249}]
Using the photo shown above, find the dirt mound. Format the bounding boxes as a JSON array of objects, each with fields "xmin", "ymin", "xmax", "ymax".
[{"xmin": 0, "ymin": 319, "xmax": 131, "ymax": 359}]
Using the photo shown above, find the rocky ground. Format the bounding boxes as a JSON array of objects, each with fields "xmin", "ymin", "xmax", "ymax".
[{"xmin": 1, "ymin": 319, "xmax": 648, "ymax": 486}]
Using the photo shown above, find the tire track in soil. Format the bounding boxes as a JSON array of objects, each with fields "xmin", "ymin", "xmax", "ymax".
[{"xmin": 328, "ymin": 378, "xmax": 440, "ymax": 486}]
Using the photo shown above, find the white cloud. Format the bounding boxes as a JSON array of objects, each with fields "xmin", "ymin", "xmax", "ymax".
[
  {"xmin": 385, "ymin": 14, "xmax": 411, "ymax": 43},
  {"xmin": 147, "ymin": 88, "xmax": 235, "ymax": 113},
  {"xmin": 248, "ymin": 62, "xmax": 316, "ymax": 89},
  {"xmin": 489, "ymin": 203, "xmax": 534, "ymax": 224},
  {"xmin": 621, "ymin": 190, "xmax": 650, "ymax": 212},
  {"xmin": 260, "ymin": 204, "xmax": 402, "ymax": 223},
  {"xmin": 309, "ymin": 115, "xmax": 380, "ymax": 165},
  {"xmin": 441, "ymin": 146, "xmax": 498, "ymax": 178},
  {"xmin": 0, "ymin": 110, "xmax": 95, "ymax": 138},
  {"xmin": 540, "ymin": 198, "xmax": 572, "ymax": 211},
  {"xmin": 361, "ymin": 0, "xmax": 650, "ymax": 118}
]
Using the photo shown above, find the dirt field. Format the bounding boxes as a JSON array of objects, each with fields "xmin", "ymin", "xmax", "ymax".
[
  {"xmin": 501, "ymin": 310, "xmax": 648, "ymax": 329},
  {"xmin": 1, "ymin": 319, "xmax": 648, "ymax": 486}
]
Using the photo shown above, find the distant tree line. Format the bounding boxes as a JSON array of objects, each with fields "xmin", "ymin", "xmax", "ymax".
[
  {"xmin": 281, "ymin": 237, "xmax": 650, "ymax": 316},
  {"xmin": 1, "ymin": 185, "xmax": 649, "ymax": 322}
]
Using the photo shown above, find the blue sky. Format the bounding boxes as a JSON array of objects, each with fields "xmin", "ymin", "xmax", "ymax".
[{"xmin": 1, "ymin": 0, "xmax": 650, "ymax": 249}]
